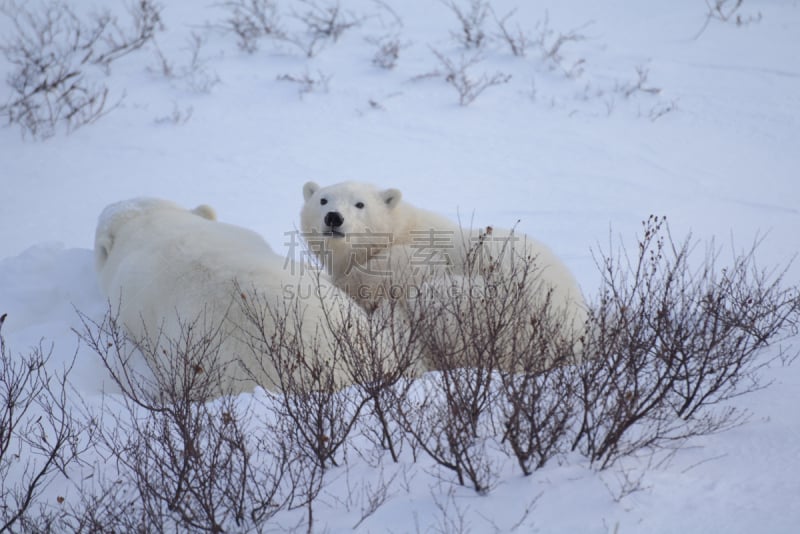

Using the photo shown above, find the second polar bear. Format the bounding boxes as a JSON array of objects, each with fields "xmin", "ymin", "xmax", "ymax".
[
  {"xmin": 299, "ymin": 181, "xmax": 588, "ymax": 368},
  {"xmin": 95, "ymin": 197, "xmax": 372, "ymax": 398}
]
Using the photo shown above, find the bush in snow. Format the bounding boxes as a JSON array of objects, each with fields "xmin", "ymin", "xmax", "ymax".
[
  {"xmin": 426, "ymin": 48, "xmax": 511, "ymax": 106},
  {"xmin": 0, "ymin": 313, "xmax": 93, "ymax": 532},
  {"xmin": 0, "ymin": 0, "xmax": 162, "ymax": 139},
  {"xmin": 276, "ymin": 69, "xmax": 332, "ymax": 97},
  {"xmin": 292, "ymin": 0, "xmax": 361, "ymax": 44},
  {"xmin": 366, "ymin": 34, "xmax": 406, "ymax": 70},
  {"xmin": 20, "ymin": 219, "xmax": 796, "ymax": 531},
  {"xmin": 695, "ymin": 0, "xmax": 762, "ymax": 39},
  {"xmin": 572, "ymin": 216, "xmax": 799, "ymax": 469},
  {"xmin": 72, "ymin": 274, "xmax": 424, "ymax": 531},
  {"xmin": 441, "ymin": 0, "xmax": 489, "ymax": 50},
  {"xmin": 216, "ymin": 0, "xmax": 285, "ymax": 53},
  {"xmin": 217, "ymin": 0, "xmax": 362, "ymax": 58},
  {"xmin": 149, "ymin": 31, "xmax": 221, "ymax": 96},
  {"xmin": 394, "ymin": 234, "xmax": 582, "ymax": 489},
  {"xmin": 326, "ymin": 296, "xmax": 426, "ymax": 464},
  {"xmin": 75, "ymin": 304, "xmax": 309, "ymax": 532},
  {"xmin": 492, "ymin": 7, "xmax": 533, "ymax": 58}
]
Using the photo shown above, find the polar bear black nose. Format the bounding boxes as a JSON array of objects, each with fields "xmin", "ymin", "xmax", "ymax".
[{"xmin": 324, "ymin": 211, "xmax": 344, "ymax": 228}]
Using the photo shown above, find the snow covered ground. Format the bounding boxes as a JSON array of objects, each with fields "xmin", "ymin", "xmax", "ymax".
[{"xmin": 1, "ymin": 0, "xmax": 798, "ymax": 531}]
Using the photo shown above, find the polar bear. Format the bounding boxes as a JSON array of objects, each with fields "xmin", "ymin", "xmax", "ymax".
[
  {"xmin": 95, "ymin": 197, "xmax": 373, "ymax": 398},
  {"xmin": 300, "ymin": 181, "xmax": 587, "ymax": 369},
  {"xmin": 299, "ymin": 181, "xmax": 457, "ymax": 307}
]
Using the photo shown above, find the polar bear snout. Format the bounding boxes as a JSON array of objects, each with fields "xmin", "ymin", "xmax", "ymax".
[{"xmin": 323, "ymin": 211, "xmax": 345, "ymax": 233}]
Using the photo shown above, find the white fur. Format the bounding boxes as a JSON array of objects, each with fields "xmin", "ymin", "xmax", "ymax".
[
  {"xmin": 300, "ymin": 181, "xmax": 588, "ymax": 368},
  {"xmin": 95, "ymin": 197, "xmax": 366, "ymax": 396},
  {"xmin": 300, "ymin": 181, "xmax": 457, "ymax": 305}
]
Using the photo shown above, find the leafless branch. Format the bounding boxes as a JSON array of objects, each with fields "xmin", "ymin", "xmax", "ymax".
[
  {"xmin": 1, "ymin": 315, "xmax": 92, "ymax": 531},
  {"xmin": 694, "ymin": 0, "xmax": 762, "ymax": 39},
  {"xmin": 492, "ymin": 7, "xmax": 532, "ymax": 57},
  {"xmin": 441, "ymin": 0, "xmax": 489, "ymax": 49},
  {"xmin": 572, "ymin": 216, "xmax": 799, "ymax": 469},
  {"xmin": 429, "ymin": 48, "xmax": 511, "ymax": 106},
  {"xmin": 0, "ymin": 0, "xmax": 161, "ymax": 138}
]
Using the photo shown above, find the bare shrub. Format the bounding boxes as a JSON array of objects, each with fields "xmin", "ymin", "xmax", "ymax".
[
  {"xmin": 334, "ymin": 296, "xmax": 426, "ymax": 463},
  {"xmin": 75, "ymin": 305, "xmax": 300, "ymax": 532},
  {"xmin": 534, "ymin": 11, "xmax": 589, "ymax": 78},
  {"xmin": 153, "ymin": 102, "xmax": 193, "ymax": 125},
  {"xmin": 216, "ymin": 0, "xmax": 285, "ymax": 53},
  {"xmin": 12, "ymin": 215, "xmax": 794, "ymax": 531},
  {"xmin": 397, "ymin": 371, "xmax": 500, "ymax": 494},
  {"xmin": 647, "ymin": 99, "xmax": 678, "ymax": 122},
  {"xmin": 283, "ymin": 31, "xmax": 327, "ymax": 58},
  {"xmin": 600, "ymin": 459, "xmax": 653, "ymax": 502},
  {"xmin": 617, "ymin": 65, "xmax": 661, "ymax": 99},
  {"xmin": 0, "ymin": 313, "xmax": 92, "ymax": 532},
  {"xmin": 78, "ymin": 304, "xmax": 235, "ymax": 404},
  {"xmin": 401, "ymin": 340, "xmax": 500, "ymax": 493},
  {"xmin": 694, "ymin": 0, "xmax": 762, "ymax": 39},
  {"xmin": 492, "ymin": 7, "xmax": 532, "ymax": 57},
  {"xmin": 0, "ymin": 0, "xmax": 162, "ymax": 139},
  {"xmin": 94, "ymin": 396, "xmax": 291, "ymax": 532},
  {"xmin": 666, "ymin": 241, "xmax": 798, "ymax": 418},
  {"xmin": 413, "ymin": 231, "xmax": 581, "ymax": 480},
  {"xmin": 293, "ymin": 0, "xmax": 360, "ymax": 44},
  {"xmin": 497, "ymin": 342, "xmax": 577, "ymax": 475},
  {"xmin": 347, "ymin": 466, "xmax": 399, "ymax": 529},
  {"xmin": 429, "ymin": 48, "xmax": 511, "ymax": 106},
  {"xmin": 236, "ymin": 280, "xmax": 362, "ymax": 470},
  {"xmin": 150, "ymin": 32, "xmax": 220, "ymax": 94},
  {"xmin": 266, "ymin": 0, "xmax": 364, "ymax": 58},
  {"xmin": 276, "ymin": 69, "xmax": 332, "ymax": 96},
  {"xmin": 54, "ymin": 475, "xmax": 151, "ymax": 532},
  {"xmin": 393, "ymin": 238, "xmax": 530, "ymax": 493},
  {"xmin": 216, "ymin": 0, "xmax": 357, "ymax": 58},
  {"xmin": 234, "ymin": 279, "xmax": 375, "ymax": 531},
  {"xmin": 308, "ymin": 224, "xmax": 586, "ymax": 489},
  {"xmin": 90, "ymin": 0, "xmax": 163, "ymax": 70},
  {"xmin": 430, "ymin": 484, "xmax": 471, "ymax": 534},
  {"xmin": 572, "ymin": 216, "xmax": 800, "ymax": 469},
  {"xmin": 320, "ymin": 462, "xmax": 400, "ymax": 530},
  {"xmin": 441, "ymin": 0, "xmax": 489, "ymax": 49},
  {"xmin": 76, "ymin": 283, "xmax": 377, "ymax": 533},
  {"xmin": 76, "ymin": 258, "xmax": 399, "ymax": 530},
  {"xmin": 612, "ymin": 65, "xmax": 674, "ymax": 121},
  {"xmin": 367, "ymin": 34, "xmax": 406, "ymax": 70}
]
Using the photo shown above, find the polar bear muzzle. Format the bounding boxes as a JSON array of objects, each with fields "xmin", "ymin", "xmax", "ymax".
[{"xmin": 323, "ymin": 211, "xmax": 346, "ymax": 237}]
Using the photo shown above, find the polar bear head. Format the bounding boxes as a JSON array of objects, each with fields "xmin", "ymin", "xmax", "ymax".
[
  {"xmin": 300, "ymin": 181, "xmax": 403, "ymax": 237},
  {"xmin": 300, "ymin": 181, "xmax": 405, "ymax": 274}
]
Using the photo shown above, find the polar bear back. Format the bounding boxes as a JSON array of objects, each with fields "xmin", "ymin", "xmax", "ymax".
[{"xmin": 94, "ymin": 198, "xmax": 363, "ymax": 396}]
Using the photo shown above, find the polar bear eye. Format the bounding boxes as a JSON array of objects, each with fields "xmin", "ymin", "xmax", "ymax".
[
  {"xmin": 355, "ymin": 202, "xmax": 365, "ymax": 209},
  {"xmin": 320, "ymin": 198, "xmax": 328, "ymax": 206}
]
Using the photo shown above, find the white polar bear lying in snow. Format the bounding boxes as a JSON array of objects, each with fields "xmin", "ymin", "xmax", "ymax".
[
  {"xmin": 299, "ymin": 181, "xmax": 587, "ymax": 370},
  {"xmin": 94, "ymin": 197, "xmax": 370, "ymax": 397}
]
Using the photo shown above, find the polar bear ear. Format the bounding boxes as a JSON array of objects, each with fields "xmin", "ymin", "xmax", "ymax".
[
  {"xmin": 303, "ymin": 181, "xmax": 320, "ymax": 201},
  {"xmin": 192, "ymin": 204, "xmax": 217, "ymax": 221},
  {"xmin": 381, "ymin": 188, "xmax": 402, "ymax": 209}
]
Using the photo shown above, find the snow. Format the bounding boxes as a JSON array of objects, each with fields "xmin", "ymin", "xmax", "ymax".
[{"xmin": 1, "ymin": 0, "xmax": 799, "ymax": 531}]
